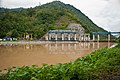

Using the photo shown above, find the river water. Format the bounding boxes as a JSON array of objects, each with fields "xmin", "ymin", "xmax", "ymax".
[{"xmin": 0, "ymin": 42, "xmax": 116, "ymax": 70}]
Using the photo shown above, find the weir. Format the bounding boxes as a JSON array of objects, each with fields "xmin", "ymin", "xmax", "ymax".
[
  {"xmin": 47, "ymin": 30, "xmax": 90, "ymax": 41},
  {"xmin": 92, "ymin": 32, "xmax": 120, "ymax": 41},
  {"xmin": 43, "ymin": 28, "xmax": 120, "ymax": 42}
]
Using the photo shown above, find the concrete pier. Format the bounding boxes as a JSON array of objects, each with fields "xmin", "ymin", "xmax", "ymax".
[
  {"xmin": 74, "ymin": 34, "xmax": 77, "ymax": 40},
  {"xmin": 68, "ymin": 34, "xmax": 71, "ymax": 40},
  {"xmin": 92, "ymin": 32, "xmax": 120, "ymax": 42},
  {"xmin": 49, "ymin": 34, "xmax": 51, "ymax": 40},
  {"xmin": 55, "ymin": 34, "xmax": 57, "ymax": 41},
  {"xmin": 48, "ymin": 30, "xmax": 90, "ymax": 41},
  {"xmin": 62, "ymin": 34, "xmax": 64, "ymax": 41},
  {"xmin": 108, "ymin": 34, "xmax": 110, "ymax": 41},
  {"xmin": 97, "ymin": 34, "xmax": 100, "ymax": 41},
  {"xmin": 93, "ymin": 34, "xmax": 95, "ymax": 41}
]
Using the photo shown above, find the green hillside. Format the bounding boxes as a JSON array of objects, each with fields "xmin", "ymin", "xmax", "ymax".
[{"xmin": 0, "ymin": 1, "xmax": 106, "ymax": 39}]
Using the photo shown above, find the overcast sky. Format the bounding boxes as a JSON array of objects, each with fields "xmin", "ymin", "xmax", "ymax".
[{"xmin": 0, "ymin": 0, "xmax": 120, "ymax": 32}]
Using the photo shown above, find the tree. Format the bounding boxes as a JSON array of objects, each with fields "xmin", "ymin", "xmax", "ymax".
[
  {"xmin": 6, "ymin": 31, "xmax": 12, "ymax": 36},
  {"xmin": 12, "ymin": 29, "xmax": 19, "ymax": 37}
]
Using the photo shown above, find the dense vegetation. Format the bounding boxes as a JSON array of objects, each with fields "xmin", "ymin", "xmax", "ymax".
[
  {"xmin": 1, "ymin": 43, "xmax": 120, "ymax": 80},
  {"xmin": 0, "ymin": 1, "xmax": 106, "ymax": 39}
]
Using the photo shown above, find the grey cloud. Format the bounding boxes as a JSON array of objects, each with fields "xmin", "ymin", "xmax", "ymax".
[
  {"xmin": 0, "ymin": 0, "xmax": 2, "ymax": 7},
  {"xmin": 100, "ymin": 0, "xmax": 120, "ymax": 31},
  {"xmin": 1, "ymin": 0, "xmax": 40, "ymax": 8}
]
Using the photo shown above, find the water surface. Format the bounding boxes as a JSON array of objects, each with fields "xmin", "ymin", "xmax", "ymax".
[{"xmin": 0, "ymin": 42, "xmax": 116, "ymax": 70}]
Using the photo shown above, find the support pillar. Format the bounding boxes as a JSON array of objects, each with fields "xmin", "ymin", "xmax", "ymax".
[
  {"xmin": 88, "ymin": 35, "xmax": 90, "ymax": 41},
  {"xmin": 97, "ymin": 34, "xmax": 100, "ymax": 41},
  {"xmin": 79, "ymin": 35, "xmax": 81, "ymax": 41},
  {"xmin": 62, "ymin": 34, "xmax": 64, "ymax": 41},
  {"xmin": 68, "ymin": 34, "xmax": 70, "ymax": 41},
  {"xmin": 55, "ymin": 34, "xmax": 57, "ymax": 41},
  {"xmin": 83, "ymin": 35, "xmax": 85, "ymax": 41},
  {"xmin": 74, "ymin": 34, "xmax": 77, "ymax": 41},
  {"xmin": 93, "ymin": 34, "xmax": 95, "ymax": 41},
  {"xmin": 108, "ymin": 34, "xmax": 110, "ymax": 41},
  {"xmin": 81, "ymin": 35, "xmax": 84, "ymax": 41},
  {"xmin": 45, "ymin": 35, "xmax": 48, "ymax": 41},
  {"xmin": 49, "ymin": 34, "xmax": 51, "ymax": 40},
  {"xmin": 86, "ymin": 35, "xmax": 88, "ymax": 41},
  {"xmin": 84, "ymin": 35, "xmax": 86, "ymax": 41}
]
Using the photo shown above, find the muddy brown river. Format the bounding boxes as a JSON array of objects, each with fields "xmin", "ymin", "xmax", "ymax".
[{"xmin": 0, "ymin": 42, "xmax": 116, "ymax": 70}]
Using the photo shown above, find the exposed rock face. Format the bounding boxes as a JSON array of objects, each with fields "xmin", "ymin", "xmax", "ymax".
[{"xmin": 67, "ymin": 23, "xmax": 85, "ymax": 34}]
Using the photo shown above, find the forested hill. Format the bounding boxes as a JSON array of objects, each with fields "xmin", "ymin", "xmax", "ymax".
[{"xmin": 0, "ymin": 1, "xmax": 106, "ymax": 38}]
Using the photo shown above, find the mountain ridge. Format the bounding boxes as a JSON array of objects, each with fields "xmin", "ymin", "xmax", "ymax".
[{"xmin": 0, "ymin": 1, "xmax": 107, "ymax": 39}]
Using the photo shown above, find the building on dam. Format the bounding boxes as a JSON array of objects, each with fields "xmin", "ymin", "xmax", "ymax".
[{"xmin": 44, "ymin": 23, "xmax": 90, "ymax": 41}]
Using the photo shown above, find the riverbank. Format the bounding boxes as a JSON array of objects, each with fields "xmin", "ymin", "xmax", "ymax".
[
  {"xmin": 0, "ymin": 41, "xmax": 80, "ymax": 44},
  {"xmin": 0, "ymin": 43, "xmax": 120, "ymax": 80},
  {"xmin": 0, "ymin": 40, "xmax": 116, "ymax": 45}
]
